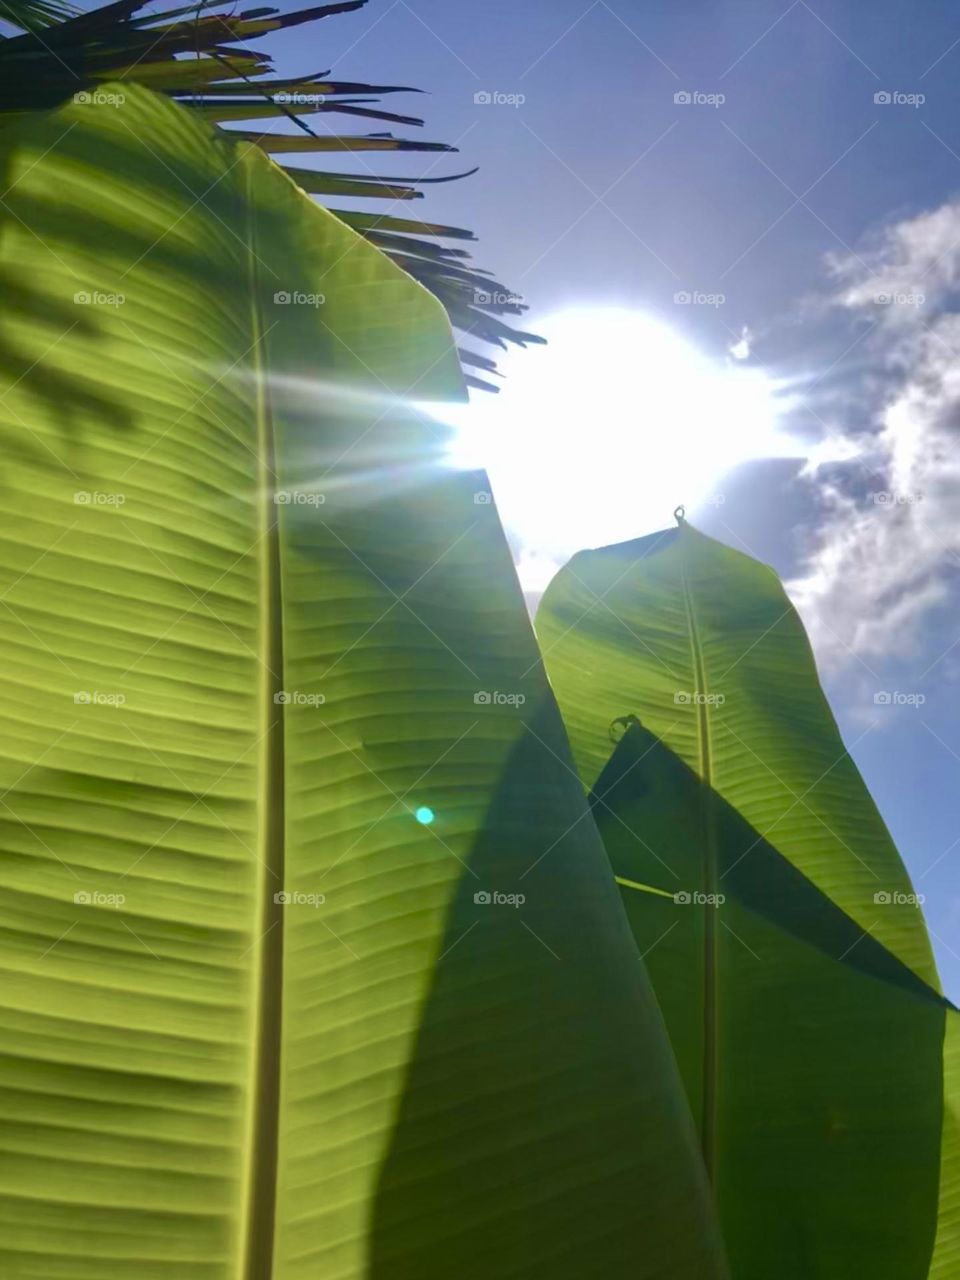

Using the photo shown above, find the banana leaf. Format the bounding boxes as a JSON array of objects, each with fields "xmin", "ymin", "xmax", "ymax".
[
  {"xmin": 536, "ymin": 516, "xmax": 953, "ymax": 1280},
  {"xmin": 931, "ymin": 1012, "xmax": 960, "ymax": 1276},
  {"xmin": 0, "ymin": 86, "xmax": 724, "ymax": 1279}
]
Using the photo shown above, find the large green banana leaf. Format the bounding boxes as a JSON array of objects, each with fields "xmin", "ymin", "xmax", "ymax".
[
  {"xmin": 930, "ymin": 1012, "xmax": 960, "ymax": 1276},
  {"xmin": 0, "ymin": 87, "xmax": 726, "ymax": 1278},
  {"xmin": 536, "ymin": 517, "xmax": 953, "ymax": 1280}
]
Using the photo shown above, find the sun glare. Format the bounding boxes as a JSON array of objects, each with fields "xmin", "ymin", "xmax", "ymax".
[{"xmin": 440, "ymin": 307, "xmax": 795, "ymax": 588}]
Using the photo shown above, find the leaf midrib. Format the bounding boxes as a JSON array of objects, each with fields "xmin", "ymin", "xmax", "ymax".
[
  {"xmin": 678, "ymin": 528, "xmax": 718, "ymax": 1186},
  {"xmin": 241, "ymin": 153, "xmax": 286, "ymax": 1280}
]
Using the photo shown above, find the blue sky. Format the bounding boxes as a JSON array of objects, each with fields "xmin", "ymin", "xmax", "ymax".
[
  {"xmin": 68, "ymin": 0, "xmax": 960, "ymax": 994},
  {"xmin": 264, "ymin": 0, "xmax": 960, "ymax": 994}
]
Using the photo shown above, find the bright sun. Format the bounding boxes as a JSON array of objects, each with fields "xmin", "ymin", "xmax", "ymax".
[{"xmin": 437, "ymin": 307, "xmax": 796, "ymax": 591}]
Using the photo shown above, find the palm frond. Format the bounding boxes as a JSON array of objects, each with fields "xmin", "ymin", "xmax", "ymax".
[
  {"xmin": 0, "ymin": 0, "xmax": 78, "ymax": 31},
  {"xmin": 0, "ymin": 0, "xmax": 542, "ymax": 383}
]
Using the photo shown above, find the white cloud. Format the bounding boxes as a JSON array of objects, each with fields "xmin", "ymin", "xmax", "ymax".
[
  {"xmin": 789, "ymin": 206, "xmax": 960, "ymax": 668},
  {"xmin": 729, "ymin": 325, "xmax": 752, "ymax": 360},
  {"xmin": 827, "ymin": 199, "xmax": 960, "ymax": 317}
]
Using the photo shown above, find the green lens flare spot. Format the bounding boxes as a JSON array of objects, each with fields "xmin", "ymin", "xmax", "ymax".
[{"xmin": 414, "ymin": 806, "xmax": 435, "ymax": 825}]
